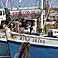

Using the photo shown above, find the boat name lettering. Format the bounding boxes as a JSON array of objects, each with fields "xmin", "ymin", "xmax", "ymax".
[{"xmin": 20, "ymin": 36, "xmax": 45, "ymax": 43}]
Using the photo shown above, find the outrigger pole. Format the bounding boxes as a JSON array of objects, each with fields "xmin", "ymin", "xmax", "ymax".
[{"xmin": 41, "ymin": 0, "xmax": 52, "ymax": 33}]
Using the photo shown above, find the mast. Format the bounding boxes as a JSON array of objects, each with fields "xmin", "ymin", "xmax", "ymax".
[{"xmin": 41, "ymin": 0, "xmax": 44, "ymax": 32}]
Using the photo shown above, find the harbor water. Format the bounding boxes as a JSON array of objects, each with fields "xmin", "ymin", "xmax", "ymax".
[
  {"xmin": 8, "ymin": 41, "xmax": 58, "ymax": 58},
  {"xmin": 0, "ymin": 42, "xmax": 10, "ymax": 58}
]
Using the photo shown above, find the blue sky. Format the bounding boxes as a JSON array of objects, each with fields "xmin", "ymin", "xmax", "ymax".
[
  {"xmin": 19, "ymin": 0, "xmax": 41, "ymax": 7},
  {"xmin": 0, "ymin": 0, "xmax": 58, "ymax": 8},
  {"xmin": 0, "ymin": 0, "xmax": 41, "ymax": 8},
  {"xmin": 49, "ymin": 0, "xmax": 58, "ymax": 8}
]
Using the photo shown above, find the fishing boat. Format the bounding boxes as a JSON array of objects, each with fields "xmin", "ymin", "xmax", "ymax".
[
  {"xmin": 6, "ymin": 31, "xmax": 58, "ymax": 58},
  {"xmin": 5, "ymin": 0, "xmax": 58, "ymax": 57},
  {"xmin": 0, "ymin": 0, "xmax": 58, "ymax": 58}
]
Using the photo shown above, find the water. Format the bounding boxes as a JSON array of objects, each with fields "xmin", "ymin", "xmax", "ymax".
[
  {"xmin": 8, "ymin": 41, "xmax": 58, "ymax": 58},
  {"xmin": 0, "ymin": 42, "xmax": 10, "ymax": 58}
]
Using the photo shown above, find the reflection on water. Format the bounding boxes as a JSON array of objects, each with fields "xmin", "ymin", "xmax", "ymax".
[{"xmin": 8, "ymin": 41, "xmax": 58, "ymax": 58}]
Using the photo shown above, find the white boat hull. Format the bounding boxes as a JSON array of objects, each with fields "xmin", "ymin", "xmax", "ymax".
[{"xmin": 8, "ymin": 34, "xmax": 58, "ymax": 48}]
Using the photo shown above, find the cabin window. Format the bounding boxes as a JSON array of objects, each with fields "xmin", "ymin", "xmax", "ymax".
[
  {"xmin": 0, "ymin": 11, "xmax": 2, "ymax": 15},
  {"xmin": 2, "ymin": 36, "xmax": 5, "ymax": 38}
]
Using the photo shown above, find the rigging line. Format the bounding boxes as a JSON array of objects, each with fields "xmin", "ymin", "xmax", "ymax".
[
  {"xmin": 7, "ymin": 0, "xmax": 39, "ymax": 27},
  {"xmin": 7, "ymin": 0, "xmax": 21, "ymax": 27},
  {"xmin": 7, "ymin": 17, "xmax": 16, "ymax": 27},
  {"xmin": 11, "ymin": 0, "xmax": 19, "ymax": 8}
]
